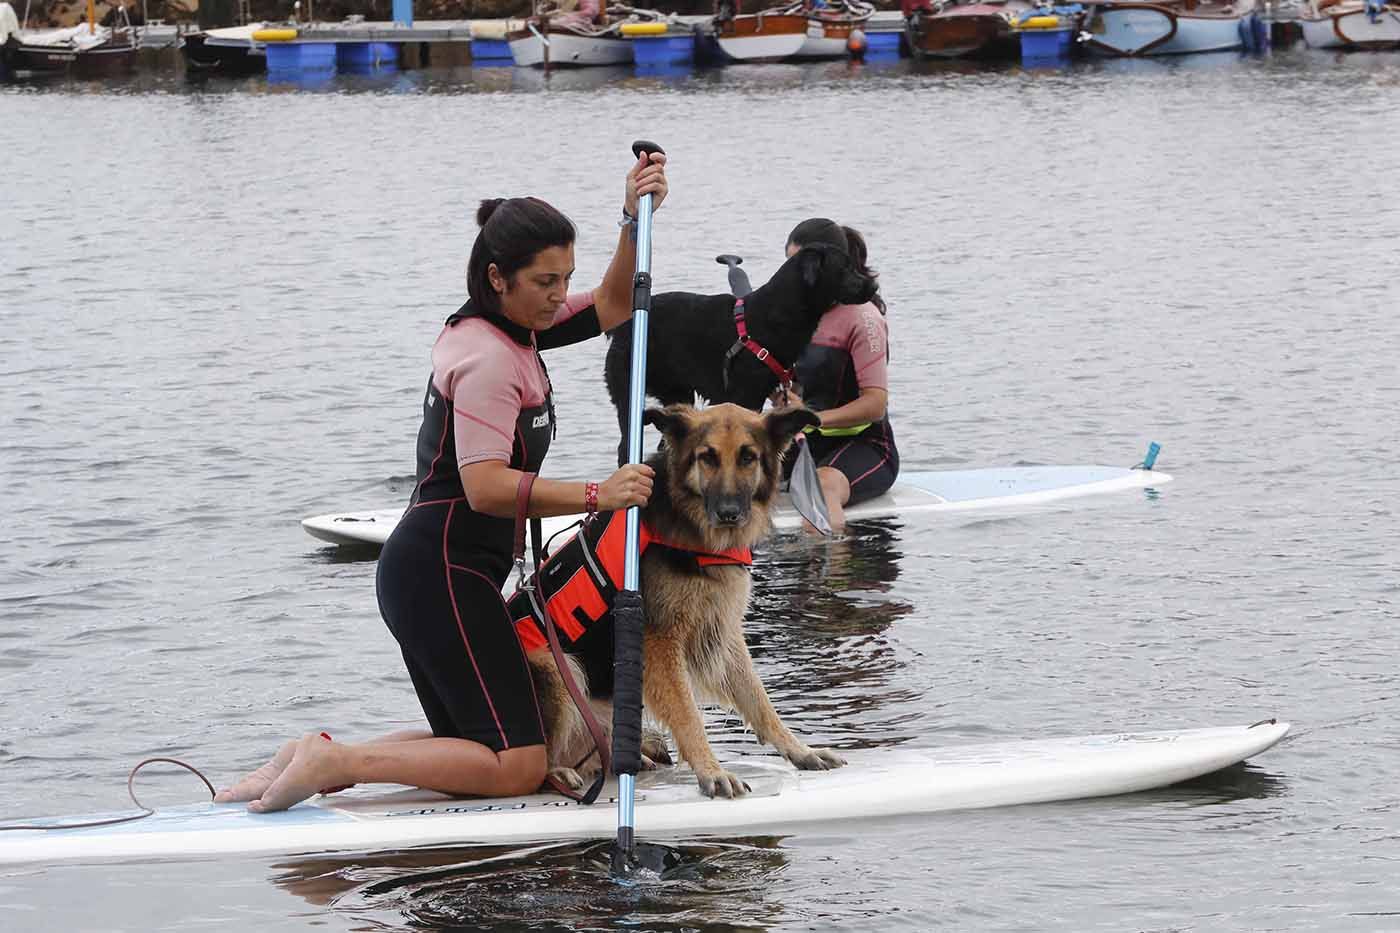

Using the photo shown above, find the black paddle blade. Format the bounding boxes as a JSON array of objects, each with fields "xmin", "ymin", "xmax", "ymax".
[{"xmin": 610, "ymin": 839, "xmax": 685, "ymax": 879}]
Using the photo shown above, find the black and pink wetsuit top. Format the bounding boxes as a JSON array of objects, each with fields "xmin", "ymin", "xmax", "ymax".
[
  {"xmin": 793, "ymin": 300, "xmax": 900, "ymax": 505},
  {"xmin": 405, "ymin": 292, "xmax": 600, "ymax": 582},
  {"xmin": 375, "ymin": 292, "xmax": 603, "ymax": 754}
]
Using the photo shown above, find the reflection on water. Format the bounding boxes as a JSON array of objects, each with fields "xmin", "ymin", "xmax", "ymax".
[
  {"xmin": 5, "ymin": 44, "xmax": 1400, "ymax": 930},
  {"xmin": 1169, "ymin": 759, "xmax": 1292, "ymax": 804},
  {"xmin": 271, "ymin": 837, "xmax": 791, "ymax": 931},
  {"xmin": 741, "ymin": 524, "xmax": 922, "ymax": 750}
]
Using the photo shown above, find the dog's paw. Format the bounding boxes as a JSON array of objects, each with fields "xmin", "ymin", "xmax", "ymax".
[
  {"xmin": 697, "ymin": 769, "xmax": 750, "ymax": 799},
  {"xmin": 786, "ymin": 746, "xmax": 847, "ymax": 771},
  {"xmin": 546, "ymin": 766, "xmax": 585, "ymax": 791},
  {"xmin": 641, "ymin": 732, "xmax": 673, "ymax": 767}
]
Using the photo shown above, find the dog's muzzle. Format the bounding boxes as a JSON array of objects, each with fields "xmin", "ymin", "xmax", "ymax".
[{"xmin": 707, "ymin": 495, "xmax": 750, "ymax": 527}]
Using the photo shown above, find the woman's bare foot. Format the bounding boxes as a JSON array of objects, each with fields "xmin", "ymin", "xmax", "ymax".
[
  {"xmin": 249, "ymin": 733, "xmax": 347, "ymax": 813},
  {"xmin": 214, "ymin": 738, "xmax": 298, "ymax": 803}
]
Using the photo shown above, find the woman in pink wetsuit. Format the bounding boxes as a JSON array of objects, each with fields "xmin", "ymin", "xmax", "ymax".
[
  {"xmin": 216, "ymin": 151, "xmax": 668, "ymax": 813},
  {"xmin": 774, "ymin": 219, "xmax": 898, "ymax": 532}
]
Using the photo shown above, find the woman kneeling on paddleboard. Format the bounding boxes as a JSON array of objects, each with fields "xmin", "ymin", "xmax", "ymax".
[
  {"xmin": 774, "ymin": 219, "xmax": 899, "ymax": 532},
  {"xmin": 217, "ymin": 152, "xmax": 667, "ymax": 813}
]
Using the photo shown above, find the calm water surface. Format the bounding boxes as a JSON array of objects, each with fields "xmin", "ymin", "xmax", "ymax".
[{"xmin": 2, "ymin": 48, "xmax": 1399, "ymax": 931}]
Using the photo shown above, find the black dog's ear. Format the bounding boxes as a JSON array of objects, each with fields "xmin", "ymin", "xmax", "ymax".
[
  {"xmin": 765, "ymin": 405, "xmax": 821, "ymax": 450},
  {"xmin": 799, "ymin": 247, "xmax": 826, "ymax": 289},
  {"xmin": 644, "ymin": 405, "xmax": 693, "ymax": 441}
]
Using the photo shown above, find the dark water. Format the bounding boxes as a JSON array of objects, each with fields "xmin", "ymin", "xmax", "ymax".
[{"xmin": 2, "ymin": 48, "xmax": 1399, "ymax": 930}]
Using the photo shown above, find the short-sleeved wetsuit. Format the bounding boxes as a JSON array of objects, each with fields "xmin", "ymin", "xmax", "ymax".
[
  {"xmin": 375, "ymin": 292, "xmax": 600, "ymax": 753},
  {"xmin": 793, "ymin": 301, "xmax": 900, "ymax": 505}
]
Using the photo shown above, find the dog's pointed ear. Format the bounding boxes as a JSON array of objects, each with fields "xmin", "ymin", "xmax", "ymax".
[
  {"xmin": 765, "ymin": 405, "xmax": 821, "ymax": 450},
  {"xmin": 799, "ymin": 247, "xmax": 825, "ymax": 289},
  {"xmin": 644, "ymin": 405, "xmax": 693, "ymax": 442}
]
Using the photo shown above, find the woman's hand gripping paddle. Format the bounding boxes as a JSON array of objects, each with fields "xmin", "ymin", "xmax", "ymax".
[{"xmin": 611, "ymin": 139, "xmax": 667, "ymax": 878}]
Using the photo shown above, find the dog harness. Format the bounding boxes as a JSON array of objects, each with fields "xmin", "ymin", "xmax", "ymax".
[
  {"xmin": 723, "ymin": 297, "xmax": 796, "ymax": 393},
  {"xmin": 507, "ymin": 509, "xmax": 752, "ymax": 661}
]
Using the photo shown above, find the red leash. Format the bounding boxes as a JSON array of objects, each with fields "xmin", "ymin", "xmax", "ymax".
[
  {"xmin": 723, "ymin": 298, "xmax": 795, "ymax": 392},
  {"xmin": 514, "ymin": 473, "xmax": 612, "ymax": 804}
]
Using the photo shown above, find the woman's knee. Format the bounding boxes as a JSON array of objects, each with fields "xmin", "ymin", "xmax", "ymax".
[
  {"xmin": 494, "ymin": 744, "xmax": 549, "ymax": 796},
  {"xmin": 817, "ymin": 467, "xmax": 851, "ymax": 504}
]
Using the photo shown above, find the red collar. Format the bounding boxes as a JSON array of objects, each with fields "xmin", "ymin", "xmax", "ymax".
[
  {"xmin": 641, "ymin": 522, "xmax": 753, "ymax": 567},
  {"xmin": 727, "ymin": 298, "xmax": 794, "ymax": 388}
]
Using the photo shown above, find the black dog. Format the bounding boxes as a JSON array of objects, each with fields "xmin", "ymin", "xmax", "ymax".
[{"xmin": 604, "ymin": 243, "xmax": 876, "ymax": 464}]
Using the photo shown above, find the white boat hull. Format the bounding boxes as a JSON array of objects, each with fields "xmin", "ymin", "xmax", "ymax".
[
  {"xmin": 509, "ymin": 31, "xmax": 633, "ymax": 67},
  {"xmin": 796, "ymin": 32, "xmax": 850, "ymax": 57},
  {"xmin": 1159, "ymin": 9, "xmax": 1249, "ymax": 51},
  {"xmin": 795, "ymin": 18, "xmax": 869, "ymax": 59},
  {"xmin": 1300, "ymin": 7, "xmax": 1400, "ymax": 47},
  {"xmin": 715, "ymin": 31, "xmax": 808, "ymax": 61},
  {"xmin": 1085, "ymin": 3, "xmax": 1250, "ymax": 55}
]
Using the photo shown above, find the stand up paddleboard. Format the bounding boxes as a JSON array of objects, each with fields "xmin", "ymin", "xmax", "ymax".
[
  {"xmin": 0, "ymin": 720, "xmax": 1285, "ymax": 866},
  {"xmin": 302, "ymin": 464, "xmax": 1174, "ymax": 549}
]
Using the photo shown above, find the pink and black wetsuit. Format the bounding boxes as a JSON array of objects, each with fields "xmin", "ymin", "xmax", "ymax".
[
  {"xmin": 793, "ymin": 301, "xmax": 900, "ymax": 505},
  {"xmin": 375, "ymin": 292, "xmax": 600, "ymax": 753}
]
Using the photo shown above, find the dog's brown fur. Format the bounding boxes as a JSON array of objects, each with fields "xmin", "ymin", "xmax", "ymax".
[{"xmin": 527, "ymin": 403, "xmax": 847, "ymax": 798}]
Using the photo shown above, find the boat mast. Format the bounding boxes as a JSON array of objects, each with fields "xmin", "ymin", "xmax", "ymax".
[{"xmin": 87, "ymin": 0, "xmax": 94, "ymax": 34}]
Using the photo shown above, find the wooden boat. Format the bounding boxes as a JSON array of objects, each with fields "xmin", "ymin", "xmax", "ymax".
[
  {"xmin": 508, "ymin": 1, "xmax": 662, "ymax": 66},
  {"xmin": 4, "ymin": 26, "xmax": 137, "ymax": 77},
  {"xmin": 904, "ymin": 0, "xmax": 1034, "ymax": 58},
  {"xmin": 180, "ymin": 22, "xmax": 271, "ymax": 74},
  {"xmin": 1298, "ymin": 0, "xmax": 1400, "ymax": 48},
  {"xmin": 4, "ymin": 0, "xmax": 139, "ymax": 78},
  {"xmin": 712, "ymin": 0, "xmax": 810, "ymax": 60},
  {"xmin": 1080, "ymin": 0, "xmax": 1258, "ymax": 54},
  {"xmin": 793, "ymin": 0, "xmax": 876, "ymax": 59}
]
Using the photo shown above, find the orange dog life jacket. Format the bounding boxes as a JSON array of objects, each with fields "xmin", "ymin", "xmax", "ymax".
[{"xmin": 506, "ymin": 510, "xmax": 752, "ymax": 659}]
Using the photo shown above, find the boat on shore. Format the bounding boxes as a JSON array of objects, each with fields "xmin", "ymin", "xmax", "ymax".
[
  {"xmin": 509, "ymin": 2, "xmax": 668, "ymax": 66},
  {"xmin": 904, "ymin": 0, "xmax": 1034, "ymax": 58},
  {"xmin": 1298, "ymin": 0, "xmax": 1400, "ymax": 48},
  {"xmin": 712, "ymin": 0, "xmax": 810, "ymax": 60},
  {"xmin": 1079, "ymin": 0, "xmax": 1258, "ymax": 55},
  {"xmin": 180, "ymin": 22, "xmax": 271, "ymax": 73},
  {"xmin": 793, "ymin": 0, "xmax": 876, "ymax": 59},
  {"xmin": 2, "ymin": 0, "xmax": 138, "ymax": 77}
]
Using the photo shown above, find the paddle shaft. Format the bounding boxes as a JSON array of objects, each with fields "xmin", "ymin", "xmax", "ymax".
[{"xmin": 615, "ymin": 140, "xmax": 663, "ymax": 868}]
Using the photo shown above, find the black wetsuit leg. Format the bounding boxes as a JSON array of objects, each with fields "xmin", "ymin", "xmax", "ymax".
[
  {"xmin": 807, "ymin": 421, "xmax": 901, "ymax": 507},
  {"xmin": 377, "ymin": 503, "xmax": 546, "ymax": 753}
]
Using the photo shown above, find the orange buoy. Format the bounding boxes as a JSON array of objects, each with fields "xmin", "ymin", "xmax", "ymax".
[{"xmin": 846, "ymin": 27, "xmax": 867, "ymax": 60}]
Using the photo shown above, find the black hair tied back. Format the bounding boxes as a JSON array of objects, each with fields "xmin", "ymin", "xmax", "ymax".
[
  {"xmin": 476, "ymin": 198, "xmax": 506, "ymax": 227},
  {"xmin": 466, "ymin": 196, "xmax": 576, "ymax": 314},
  {"xmin": 841, "ymin": 225, "xmax": 885, "ymax": 315},
  {"xmin": 785, "ymin": 217, "xmax": 848, "ymax": 255}
]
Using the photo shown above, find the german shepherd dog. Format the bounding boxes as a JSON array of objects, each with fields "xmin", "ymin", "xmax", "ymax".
[
  {"xmin": 525, "ymin": 403, "xmax": 847, "ymax": 798},
  {"xmin": 603, "ymin": 244, "xmax": 878, "ymax": 465}
]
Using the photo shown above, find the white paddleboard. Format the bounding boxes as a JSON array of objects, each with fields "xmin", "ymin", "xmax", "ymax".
[
  {"xmin": 0, "ymin": 720, "xmax": 1284, "ymax": 866},
  {"xmin": 302, "ymin": 465, "xmax": 1174, "ymax": 548}
]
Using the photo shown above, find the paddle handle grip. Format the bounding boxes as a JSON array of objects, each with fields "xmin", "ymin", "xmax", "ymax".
[
  {"xmin": 611, "ymin": 590, "xmax": 645, "ymax": 776},
  {"xmin": 716, "ymin": 254, "xmax": 752, "ymax": 298},
  {"xmin": 631, "ymin": 139, "xmax": 665, "ymax": 161}
]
